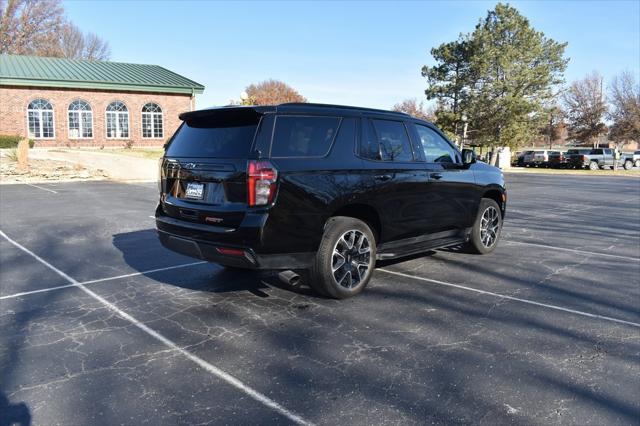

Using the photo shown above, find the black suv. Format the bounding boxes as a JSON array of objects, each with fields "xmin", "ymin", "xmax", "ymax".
[{"xmin": 156, "ymin": 103, "xmax": 506, "ymax": 298}]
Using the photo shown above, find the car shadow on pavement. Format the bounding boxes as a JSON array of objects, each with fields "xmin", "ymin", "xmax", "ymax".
[
  {"xmin": 0, "ymin": 385, "xmax": 31, "ymax": 426},
  {"xmin": 112, "ymin": 229, "xmax": 323, "ymax": 298}
]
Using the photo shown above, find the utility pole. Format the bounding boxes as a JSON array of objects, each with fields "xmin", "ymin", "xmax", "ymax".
[
  {"xmin": 548, "ymin": 114, "xmax": 553, "ymax": 150},
  {"xmin": 461, "ymin": 115, "xmax": 468, "ymax": 150}
]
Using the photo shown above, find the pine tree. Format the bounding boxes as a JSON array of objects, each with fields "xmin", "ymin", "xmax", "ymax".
[
  {"xmin": 467, "ymin": 3, "xmax": 568, "ymax": 158},
  {"xmin": 422, "ymin": 39, "xmax": 473, "ymax": 139},
  {"xmin": 422, "ymin": 3, "xmax": 568, "ymax": 159}
]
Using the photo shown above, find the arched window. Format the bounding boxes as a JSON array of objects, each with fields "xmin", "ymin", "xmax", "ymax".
[
  {"xmin": 141, "ymin": 103, "xmax": 163, "ymax": 138},
  {"xmin": 106, "ymin": 101, "xmax": 129, "ymax": 138},
  {"xmin": 27, "ymin": 99, "xmax": 55, "ymax": 139},
  {"xmin": 68, "ymin": 100, "xmax": 93, "ymax": 139}
]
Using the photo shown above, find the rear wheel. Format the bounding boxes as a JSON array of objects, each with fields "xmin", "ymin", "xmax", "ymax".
[
  {"xmin": 589, "ymin": 161, "xmax": 599, "ymax": 171},
  {"xmin": 465, "ymin": 199, "xmax": 502, "ymax": 255},
  {"xmin": 635, "ymin": 160, "xmax": 640, "ymax": 168},
  {"xmin": 309, "ymin": 217, "xmax": 376, "ymax": 299},
  {"xmin": 624, "ymin": 160, "xmax": 633, "ymax": 170}
]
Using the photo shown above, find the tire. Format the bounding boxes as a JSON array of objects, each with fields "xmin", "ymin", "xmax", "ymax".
[
  {"xmin": 624, "ymin": 160, "xmax": 633, "ymax": 170},
  {"xmin": 309, "ymin": 216, "xmax": 376, "ymax": 299},
  {"xmin": 464, "ymin": 198, "xmax": 503, "ymax": 255},
  {"xmin": 635, "ymin": 160, "xmax": 640, "ymax": 168},
  {"xmin": 589, "ymin": 161, "xmax": 599, "ymax": 171}
]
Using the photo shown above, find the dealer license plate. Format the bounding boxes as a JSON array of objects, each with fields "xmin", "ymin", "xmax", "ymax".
[{"xmin": 185, "ymin": 182, "xmax": 205, "ymax": 200}]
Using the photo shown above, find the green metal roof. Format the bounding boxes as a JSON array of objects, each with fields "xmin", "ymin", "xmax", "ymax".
[{"xmin": 0, "ymin": 54, "xmax": 204, "ymax": 95}]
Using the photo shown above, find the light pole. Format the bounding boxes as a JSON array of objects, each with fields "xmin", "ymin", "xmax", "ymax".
[{"xmin": 461, "ymin": 114, "xmax": 468, "ymax": 150}]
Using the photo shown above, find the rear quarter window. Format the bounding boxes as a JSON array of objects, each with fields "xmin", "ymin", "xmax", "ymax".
[
  {"xmin": 372, "ymin": 119, "xmax": 414, "ymax": 162},
  {"xmin": 270, "ymin": 115, "xmax": 340, "ymax": 157}
]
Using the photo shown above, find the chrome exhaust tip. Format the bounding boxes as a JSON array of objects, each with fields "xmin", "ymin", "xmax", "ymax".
[{"xmin": 278, "ymin": 270, "xmax": 301, "ymax": 288}]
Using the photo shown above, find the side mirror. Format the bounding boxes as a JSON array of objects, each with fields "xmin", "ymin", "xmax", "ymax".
[{"xmin": 462, "ymin": 148, "xmax": 476, "ymax": 165}]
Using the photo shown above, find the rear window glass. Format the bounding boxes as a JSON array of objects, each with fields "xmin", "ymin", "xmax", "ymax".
[
  {"xmin": 271, "ymin": 116, "xmax": 340, "ymax": 157},
  {"xmin": 166, "ymin": 118, "xmax": 258, "ymax": 158}
]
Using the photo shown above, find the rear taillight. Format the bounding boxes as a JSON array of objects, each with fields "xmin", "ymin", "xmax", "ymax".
[
  {"xmin": 247, "ymin": 160, "xmax": 278, "ymax": 206},
  {"xmin": 580, "ymin": 155, "xmax": 585, "ymax": 161}
]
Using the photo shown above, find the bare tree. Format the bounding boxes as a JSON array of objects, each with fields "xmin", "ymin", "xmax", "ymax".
[
  {"xmin": 59, "ymin": 23, "xmax": 83, "ymax": 58},
  {"xmin": 608, "ymin": 71, "xmax": 640, "ymax": 147},
  {"xmin": 1, "ymin": 0, "xmax": 110, "ymax": 60},
  {"xmin": 392, "ymin": 98, "xmax": 435, "ymax": 121},
  {"xmin": 0, "ymin": 0, "xmax": 64, "ymax": 55},
  {"xmin": 82, "ymin": 32, "xmax": 110, "ymax": 60},
  {"xmin": 60, "ymin": 23, "xmax": 110, "ymax": 60},
  {"xmin": 244, "ymin": 79, "xmax": 307, "ymax": 105},
  {"xmin": 562, "ymin": 72, "xmax": 608, "ymax": 147}
]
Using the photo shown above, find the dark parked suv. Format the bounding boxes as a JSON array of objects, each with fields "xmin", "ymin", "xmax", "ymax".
[{"xmin": 156, "ymin": 103, "xmax": 506, "ymax": 298}]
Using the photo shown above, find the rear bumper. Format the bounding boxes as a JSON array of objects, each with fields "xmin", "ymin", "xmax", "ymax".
[{"xmin": 156, "ymin": 215, "xmax": 314, "ymax": 270}]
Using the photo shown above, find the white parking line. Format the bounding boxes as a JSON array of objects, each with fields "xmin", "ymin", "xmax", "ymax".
[
  {"xmin": 378, "ymin": 269, "xmax": 640, "ymax": 328},
  {"xmin": 0, "ymin": 261, "xmax": 207, "ymax": 300},
  {"xmin": 26, "ymin": 183, "xmax": 58, "ymax": 193},
  {"xmin": 0, "ymin": 230, "xmax": 312, "ymax": 426},
  {"xmin": 503, "ymin": 240, "xmax": 640, "ymax": 262}
]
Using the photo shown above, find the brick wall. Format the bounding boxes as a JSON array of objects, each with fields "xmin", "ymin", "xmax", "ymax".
[{"xmin": 0, "ymin": 85, "xmax": 194, "ymax": 147}]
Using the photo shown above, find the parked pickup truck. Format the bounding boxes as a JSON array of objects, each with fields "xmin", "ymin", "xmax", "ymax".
[
  {"xmin": 521, "ymin": 150, "xmax": 550, "ymax": 167},
  {"xmin": 572, "ymin": 148, "xmax": 635, "ymax": 170},
  {"xmin": 565, "ymin": 148, "xmax": 592, "ymax": 169}
]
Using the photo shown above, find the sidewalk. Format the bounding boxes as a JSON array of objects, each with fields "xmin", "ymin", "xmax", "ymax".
[{"xmin": 28, "ymin": 149, "xmax": 158, "ymax": 181}]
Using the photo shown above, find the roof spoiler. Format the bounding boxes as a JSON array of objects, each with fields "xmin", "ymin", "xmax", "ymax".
[{"xmin": 179, "ymin": 105, "xmax": 275, "ymax": 122}]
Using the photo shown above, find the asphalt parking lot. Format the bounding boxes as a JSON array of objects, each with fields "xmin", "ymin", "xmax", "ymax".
[{"xmin": 1, "ymin": 174, "xmax": 639, "ymax": 425}]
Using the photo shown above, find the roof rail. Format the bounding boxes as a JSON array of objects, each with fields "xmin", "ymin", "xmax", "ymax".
[{"xmin": 278, "ymin": 102, "xmax": 411, "ymax": 117}]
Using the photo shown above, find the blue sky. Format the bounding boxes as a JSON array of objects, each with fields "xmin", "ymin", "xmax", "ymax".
[{"xmin": 65, "ymin": 0, "xmax": 640, "ymax": 110}]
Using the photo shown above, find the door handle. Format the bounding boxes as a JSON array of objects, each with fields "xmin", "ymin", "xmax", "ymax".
[
  {"xmin": 374, "ymin": 174, "xmax": 392, "ymax": 181},
  {"xmin": 430, "ymin": 172, "xmax": 443, "ymax": 180}
]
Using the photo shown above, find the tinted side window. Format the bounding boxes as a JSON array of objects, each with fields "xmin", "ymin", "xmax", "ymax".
[
  {"xmin": 271, "ymin": 116, "xmax": 340, "ymax": 157},
  {"xmin": 360, "ymin": 119, "xmax": 381, "ymax": 160},
  {"xmin": 591, "ymin": 149, "xmax": 603, "ymax": 155},
  {"xmin": 414, "ymin": 124, "xmax": 458, "ymax": 163},
  {"xmin": 334, "ymin": 117, "xmax": 356, "ymax": 153},
  {"xmin": 371, "ymin": 119, "xmax": 413, "ymax": 162}
]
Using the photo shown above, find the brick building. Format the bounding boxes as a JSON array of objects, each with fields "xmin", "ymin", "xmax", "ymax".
[{"xmin": 0, "ymin": 54, "xmax": 204, "ymax": 147}]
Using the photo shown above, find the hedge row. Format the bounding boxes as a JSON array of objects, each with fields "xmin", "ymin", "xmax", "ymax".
[{"xmin": 0, "ymin": 135, "xmax": 35, "ymax": 149}]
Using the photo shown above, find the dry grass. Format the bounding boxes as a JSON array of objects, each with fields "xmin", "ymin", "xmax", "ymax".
[
  {"xmin": 4, "ymin": 149, "xmax": 18, "ymax": 162},
  {"xmin": 106, "ymin": 148, "xmax": 164, "ymax": 160},
  {"xmin": 59, "ymin": 147, "xmax": 165, "ymax": 160}
]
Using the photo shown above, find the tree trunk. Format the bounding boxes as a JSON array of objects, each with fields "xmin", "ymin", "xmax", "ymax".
[{"xmin": 489, "ymin": 148, "xmax": 498, "ymax": 166}]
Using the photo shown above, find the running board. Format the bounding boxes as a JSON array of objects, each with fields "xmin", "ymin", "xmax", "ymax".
[{"xmin": 376, "ymin": 233, "xmax": 469, "ymax": 261}]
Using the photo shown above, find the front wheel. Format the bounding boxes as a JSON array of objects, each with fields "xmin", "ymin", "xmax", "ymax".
[
  {"xmin": 465, "ymin": 199, "xmax": 503, "ymax": 254},
  {"xmin": 309, "ymin": 217, "xmax": 376, "ymax": 299},
  {"xmin": 589, "ymin": 161, "xmax": 600, "ymax": 171},
  {"xmin": 635, "ymin": 160, "xmax": 640, "ymax": 168}
]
